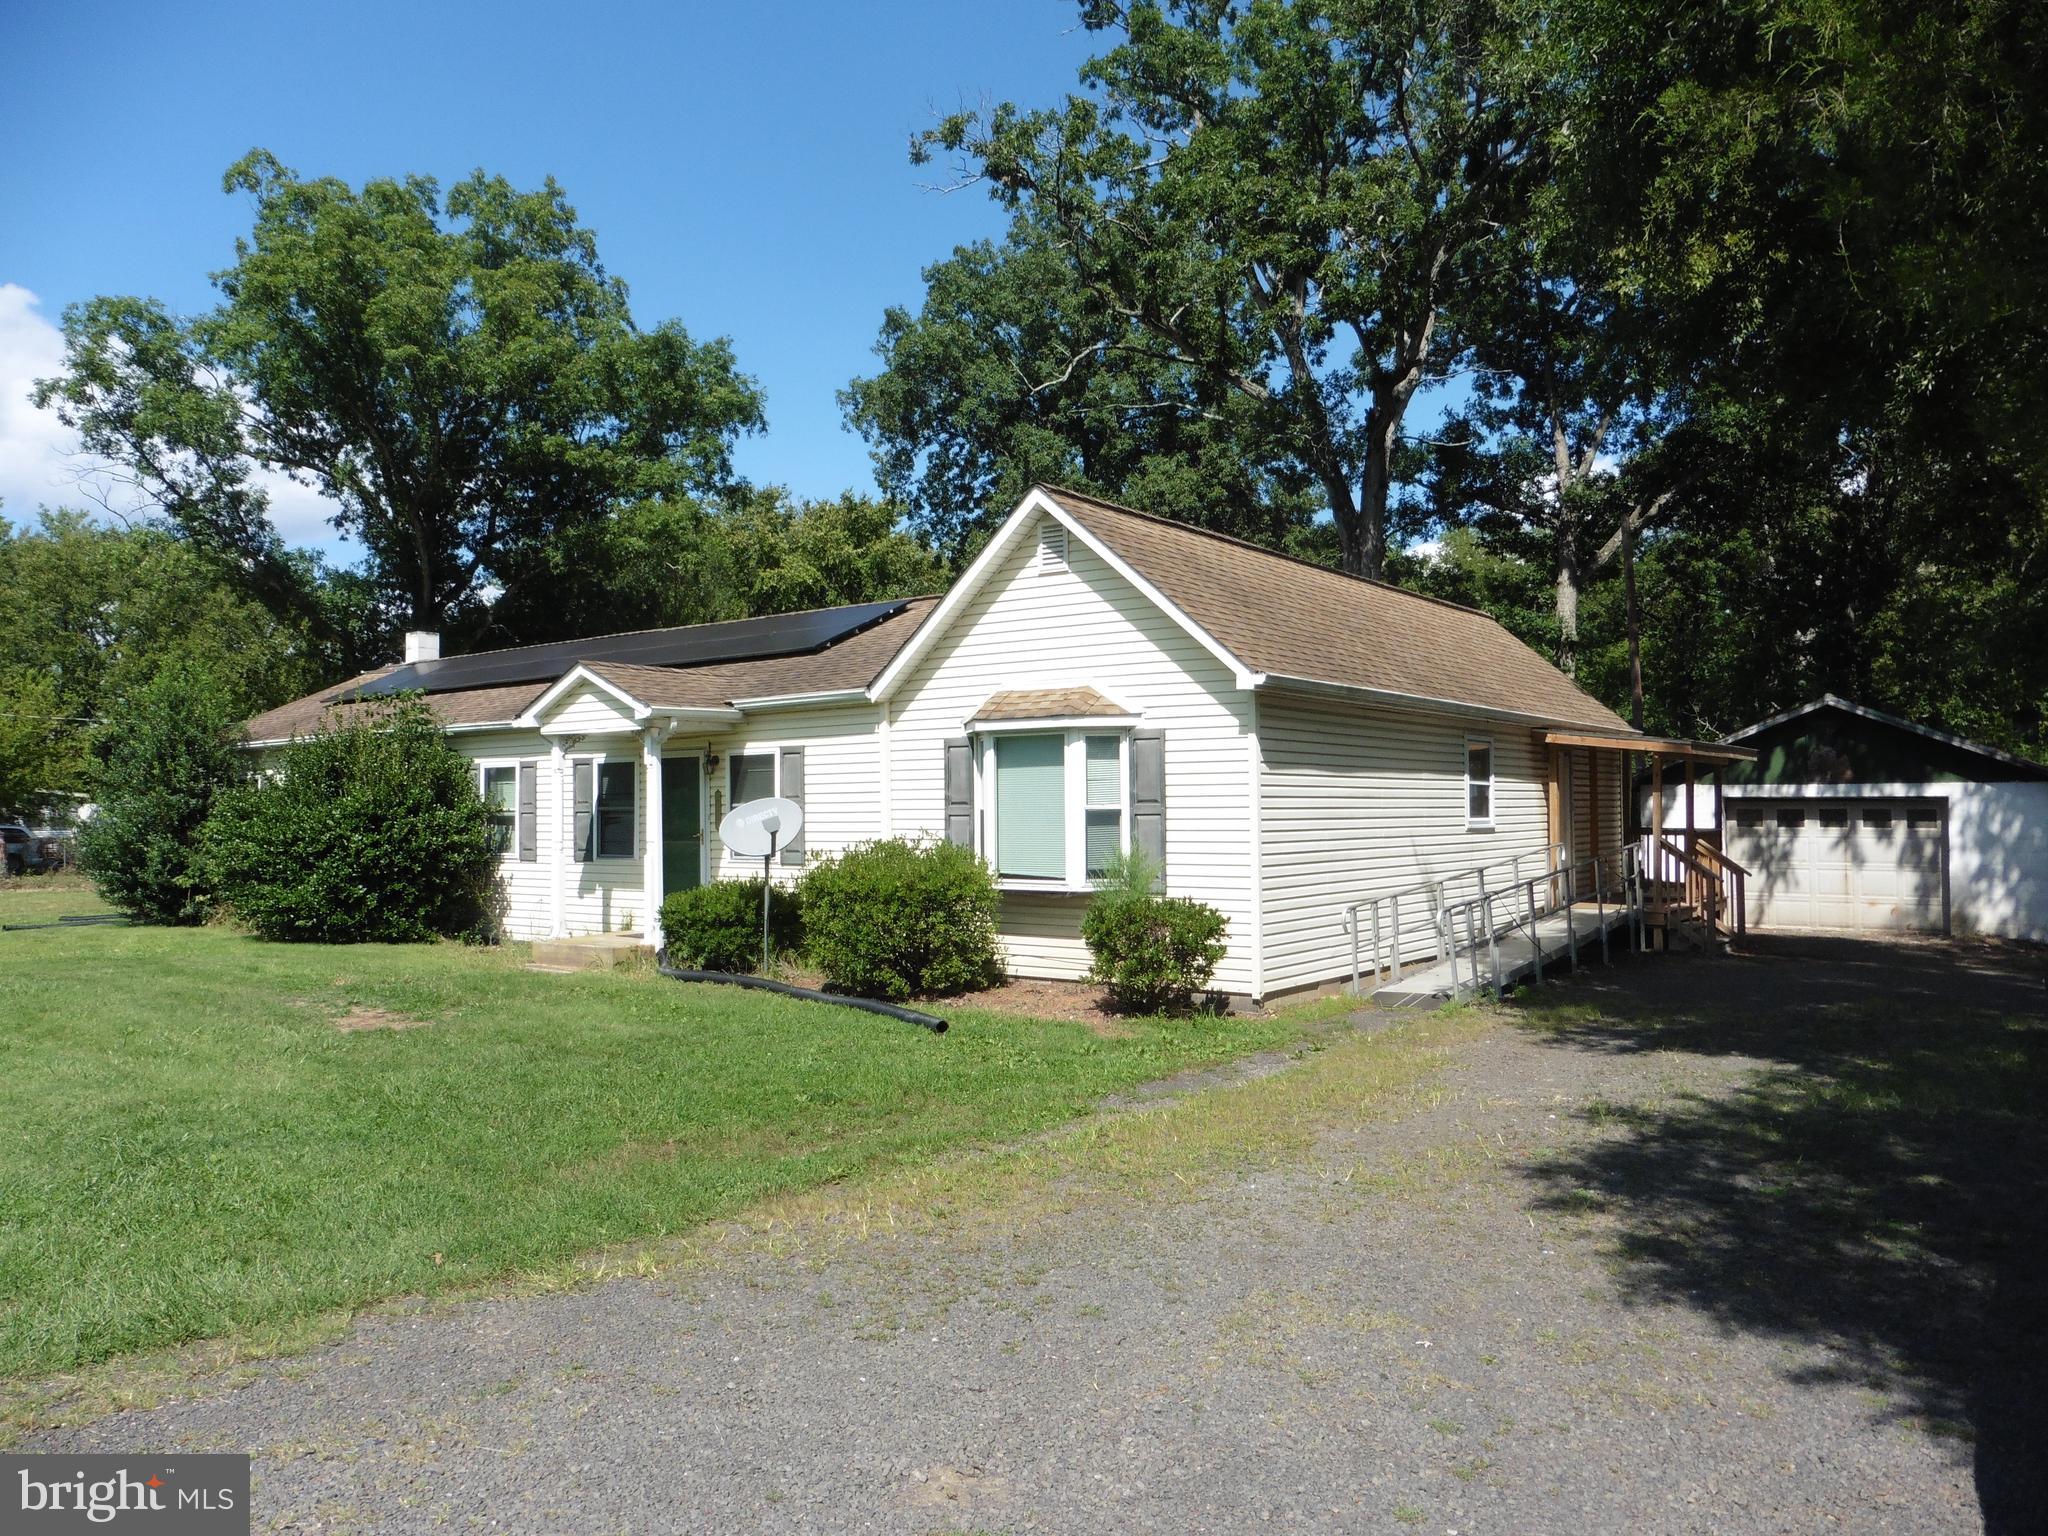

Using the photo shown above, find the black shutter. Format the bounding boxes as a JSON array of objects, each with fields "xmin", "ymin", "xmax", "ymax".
[
  {"xmin": 572, "ymin": 760, "xmax": 593, "ymax": 863},
  {"xmin": 1131, "ymin": 730, "xmax": 1165, "ymax": 887},
  {"xmin": 778, "ymin": 747, "xmax": 806, "ymax": 864},
  {"xmin": 944, "ymin": 738, "xmax": 974, "ymax": 848},
  {"xmin": 517, "ymin": 762, "xmax": 537, "ymax": 862}
]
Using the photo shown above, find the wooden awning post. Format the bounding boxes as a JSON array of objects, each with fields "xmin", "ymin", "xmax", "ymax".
[
  {"xmin": 1684, "ymin": 759, "xmax": 1697, "ymax": 859},
  {"xmin": 1651, "ymin": 754, "xmax": 1664, "ymax": 887}
]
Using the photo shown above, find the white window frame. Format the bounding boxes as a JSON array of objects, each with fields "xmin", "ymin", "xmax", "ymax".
[
  {"xmin": 580, "ymin": 752, "xmax": 638, "ymax": 863},
  {"xmin": 476, "ymin": 759, "xmax": 520, "ymax": 861},
  {"xmin": 1464, "ymin": 736, "xmax": 1496, "ymax": 831},
  {"xmin": 975, "ymin": 728, "xmax": 1130, "ymax": 891}
]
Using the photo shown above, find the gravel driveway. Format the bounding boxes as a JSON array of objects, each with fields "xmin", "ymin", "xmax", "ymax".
[{"xmin": 24, "ymin": 936, "xmax": 2044, "ymax": 1533}]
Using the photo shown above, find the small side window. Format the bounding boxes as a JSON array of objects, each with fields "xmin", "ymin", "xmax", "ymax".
[
  {"xmin": 595, "ymin": 761, "xmax": 635, "ymax": 859},
  {"xmin": 1083, "ymin": 735, "xmax": 1124, "ymax": 878},
  {"xmin": 480, "ymin": 765, "xmax": 517, "ymax": 854},
  {"xmin": 729, "ymin": 752, "xmax": 774, "ymax": 807},
  {"xmin": 1465, "ymin": 740, "xmax": 1494, "ymax": 827}
]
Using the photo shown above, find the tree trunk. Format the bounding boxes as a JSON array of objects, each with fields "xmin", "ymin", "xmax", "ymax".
[
  {"xmin": 1337, "ymin": 407, "xmax": 1400, "ymax": 580},
  {"xmin": 1622, "ymin": 516, "xmax": 1645, "ymax": 731},
  {"xmin": 1554, "ymin": 533, "xmax": 1583, "ymax": 677}
]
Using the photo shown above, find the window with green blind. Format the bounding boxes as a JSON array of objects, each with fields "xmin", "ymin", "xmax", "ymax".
[
  {"xmin": 994, "ymin": 734, "xmax": 1066, "ymax": 879},
  {"xmin": 1084, "ymin": 735, "xmax": 1122, "ymax": 877}
]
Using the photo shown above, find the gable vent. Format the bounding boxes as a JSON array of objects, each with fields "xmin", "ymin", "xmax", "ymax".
[{"xmin": 1037, "ymin": 523, "xmax": 1068, "ymax": 574}]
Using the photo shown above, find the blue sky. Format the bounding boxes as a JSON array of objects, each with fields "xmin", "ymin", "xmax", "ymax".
[{"xmin": 0, "ymin": 0, "xmax": 1097, "ymax": 555}]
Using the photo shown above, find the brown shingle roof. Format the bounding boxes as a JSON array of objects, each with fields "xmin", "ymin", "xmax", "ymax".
[
  {"xmin": 969, "ymin": 687, "xmax": 1129, "ymax": 722},
  {"xmin": 1040, "ymin": 487, "xmax": 1632, "ymax": 732},
  {"xmin": 244, "ymin": 598, "xmax": 938, "ymax": 742}
]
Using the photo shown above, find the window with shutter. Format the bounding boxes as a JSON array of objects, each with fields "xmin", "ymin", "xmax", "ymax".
[
  {"xmin": 1083, "ymin": 735, "xmax": 1123, "ymax": 878},
  {"xmin": 595, "ymin": 761, "xmax": 635, "ymax": 859},
  {"xmin": 480, "ymin": 765, "xmax": 517, "ymax": 855},
  {"xmin": 974, "ymin": 728, "xmax": 1146, "ymax": 885},
  {"xmin": 729, "ymin": 752, "xmax": 774, "ymax": 807}
]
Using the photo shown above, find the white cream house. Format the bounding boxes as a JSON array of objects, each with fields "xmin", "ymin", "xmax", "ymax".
[{"xmin": 246, "ymin": 486, "xmax": 1649, "ymax": 1000}]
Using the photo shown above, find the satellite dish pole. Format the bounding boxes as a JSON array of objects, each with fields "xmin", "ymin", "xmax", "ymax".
[
  {"xmin": 759, "ymin": 813, "xmax": 778, "ymax": 973},
  {"xmin": 718, "ymin": 797, "xmax": 804, "ymax": 975}
]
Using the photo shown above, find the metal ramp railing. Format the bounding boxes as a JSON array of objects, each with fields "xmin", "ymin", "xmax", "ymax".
[{"xmin": 1344, "ymin": 844, "xmax": 1644, "ymax": 998}]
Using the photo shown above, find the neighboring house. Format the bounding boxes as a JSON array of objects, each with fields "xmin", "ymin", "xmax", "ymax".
[
  {"xmin": 246, "ymin": 486, "xmax": 1670, "ymax": 1000},
  {"xmin": 1639, "ymin": 695, "xmax": 2048, "ymax": 941}
]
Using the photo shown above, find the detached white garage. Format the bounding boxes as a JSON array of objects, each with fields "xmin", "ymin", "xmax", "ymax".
[
  {"xmin": 1722, "ymin": 797, "xmax": 1947, "ymax": 933},
  {"xmin": 1642, "ymin": 696, "xmax": 2048, "ymax": 943}
]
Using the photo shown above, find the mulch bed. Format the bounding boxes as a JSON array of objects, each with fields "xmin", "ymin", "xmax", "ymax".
[{"xmin": 946, "ymin": 977, "xmax": 1135, "ymax": 1034}]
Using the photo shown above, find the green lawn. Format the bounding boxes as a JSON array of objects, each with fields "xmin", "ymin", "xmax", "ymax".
[{"xmin": 0, "ymin": 881, "xmax": 1303, "ymax": 1382}]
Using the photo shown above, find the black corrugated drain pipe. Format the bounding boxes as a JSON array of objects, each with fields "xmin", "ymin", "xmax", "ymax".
[{"xmin": 657, "ymin": 964, "xmax": 948, "ymax": 1033}]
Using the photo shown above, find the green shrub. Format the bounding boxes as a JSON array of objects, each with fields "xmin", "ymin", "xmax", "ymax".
[
  {"xmin": 79, "ymin": 663, "xmax": 245, "ymax": 925},
  {"xmin": 201, "ymin": 698, "xmax": 500, "ymax": 943},
  {"xmin": 1082, "ymin": 885, "xmax": 1229, "ymax": 1014},
  {"xmin": 659, "ymin": 878, "xmax": 801, "ymax": 972},
  {"xmin": 800, "ymin": 837, "xmax": 1001, "ymax": 1000}
]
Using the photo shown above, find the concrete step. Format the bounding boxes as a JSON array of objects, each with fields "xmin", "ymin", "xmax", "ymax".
[{"xmin": 529, "ymin": 934, "xmax": 646, "ymax": 971}]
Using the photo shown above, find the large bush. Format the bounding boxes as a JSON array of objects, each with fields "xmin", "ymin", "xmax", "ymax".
[
  {"xmin": 78, "ymin": 664, "xmax": 245, "ymax": 924},
  {"xmin": 800, "ymin": 837, "xmax": 1001, "ymax": 1000},
  {"xmin": 1081, "ymin": 851, "xmax": 1228, "ymax": 1013},
  {"xmin": 202, "ymin": 698, "xmax": 499, "ymax": 943},
  {"xmin": 659, "ymin": 878, "xmax": 801, "ymax": 972}
]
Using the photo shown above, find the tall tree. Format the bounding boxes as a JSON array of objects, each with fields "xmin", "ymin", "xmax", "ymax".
[
  {"xmin": 480, "ymin": 489, "xmax": 949, "ymax": 644},
  {"xmin": 844, "ymin": 220, "xmax": 1317, "ymax": 561},
  {"xmin": 893, "ymin": 0, "xmax": 1536, "ymax": 577},
  {"xmin": 34, "ymin": 150, "xmax": 765, "ymax": 642}
]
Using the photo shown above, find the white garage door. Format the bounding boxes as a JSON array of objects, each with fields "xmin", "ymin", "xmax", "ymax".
[{"xmin": 1724, "ymin": 799, "xmax": 1945, "ymax": 933}]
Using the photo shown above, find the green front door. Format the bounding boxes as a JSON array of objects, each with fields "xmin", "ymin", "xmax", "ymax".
[{"xmin": 661, "ymin": 757, "xmax": 704, "ymax": 895}]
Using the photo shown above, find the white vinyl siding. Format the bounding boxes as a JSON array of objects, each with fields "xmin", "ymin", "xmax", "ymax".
[
  {"xmin": 540, "ymin": 682, "xmax": 640, "ymax": 736},
  {"xmin": 451, "ymin": 730, "xmax": 646, "ymax": 939},
  {"xmin": 886, "ymin": 511, "xmax": 1257, "ymax": 989},
  {"xmin": 700, "ymin": 703, "xmax": 884, "ymax": 886},
  {"xmin": 1256, "ymin": 691, "xmax": 1554, "ymax": 994}
]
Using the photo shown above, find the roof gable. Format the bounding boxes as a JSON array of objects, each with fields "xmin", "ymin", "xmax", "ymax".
[
  {"xmin": 873, "ymin": 486, "xmax": 1631, "ymax": 732},
  {"xmin": 1724, "ymin": 695, "xmax": 2048, "ymax": 784}
]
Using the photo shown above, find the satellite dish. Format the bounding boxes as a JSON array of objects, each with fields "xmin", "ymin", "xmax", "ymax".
[{"xmin": 720, "ymin": 796, "xmax": 804, "ymax": 861}]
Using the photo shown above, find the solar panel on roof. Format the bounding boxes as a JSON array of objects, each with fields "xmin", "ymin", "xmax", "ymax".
[{"xmin": 340, "ymin": 600, "xmax": 911, "ymax": 701}]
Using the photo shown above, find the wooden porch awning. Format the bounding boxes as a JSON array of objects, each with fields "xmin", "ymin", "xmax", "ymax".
[{"xmin": 1539, "ymin": 729, "xmax": 1758, "ymax": 765}]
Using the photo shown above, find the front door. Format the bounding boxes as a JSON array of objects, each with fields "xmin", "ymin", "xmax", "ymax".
[{"xmin": 661, "ymin": 757, "xmax": 704, "ymax": 895}]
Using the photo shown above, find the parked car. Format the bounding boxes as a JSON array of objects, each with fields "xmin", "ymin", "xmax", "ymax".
[{"xmin": 1, "ymin": 821, "xmax": 72, "ymax": 876}]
